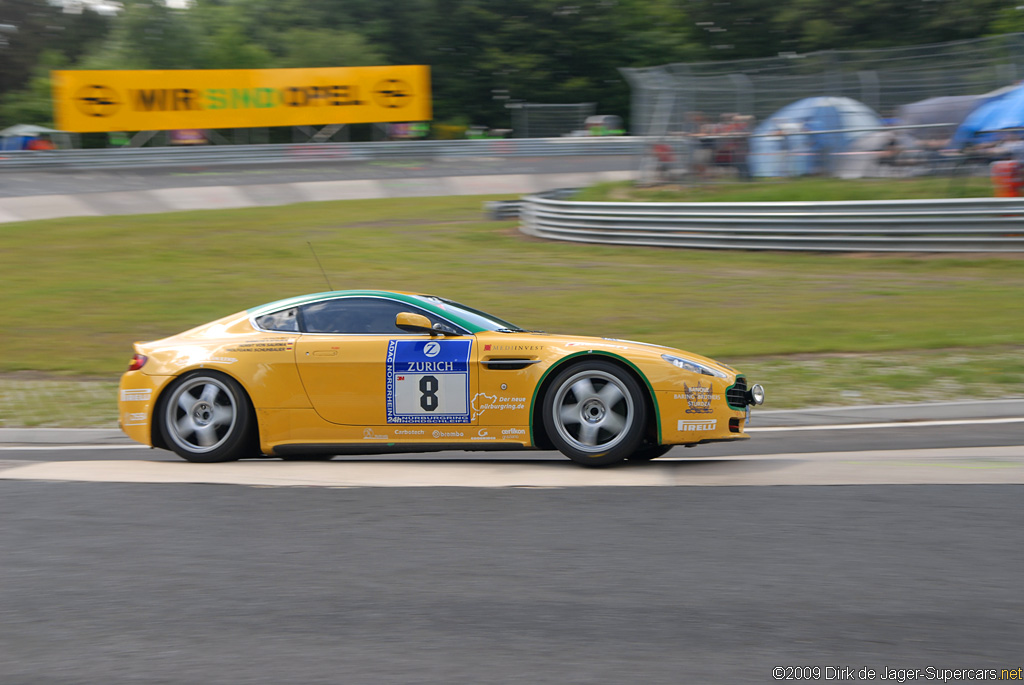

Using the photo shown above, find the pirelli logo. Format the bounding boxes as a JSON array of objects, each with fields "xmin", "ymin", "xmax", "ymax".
[
  {"xmin": 678, "ymin": 419, "xmax": 716, "ymax": 432},
  {"xmin": 120, "ymin": 388, "xmax": 152, "ymax": 402}
]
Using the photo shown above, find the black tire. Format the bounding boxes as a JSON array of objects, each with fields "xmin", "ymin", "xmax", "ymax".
[
  {"xmin": 628, "ymin": 444, "xmax": 673, "ymax": 461},
  {"xmin": 542, "ymin": 360, "xmax": 647, "ymax": 467},
  {"xmin": 158, "ymin": 371, "xmax": 256, "ymax": 463}
]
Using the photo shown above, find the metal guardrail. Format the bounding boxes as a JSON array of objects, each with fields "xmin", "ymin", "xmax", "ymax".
[
  {"xmin": 0, "ymin": 137, "xmax": 645, "ymax": 171},
  {"xmin": 518, "ymin": 192, "xmax": 1024, "ymax": 252}
]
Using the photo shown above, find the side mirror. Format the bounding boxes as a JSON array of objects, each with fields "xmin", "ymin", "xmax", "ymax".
[{"xmin": 395, "ymin": 312, "xmax": 459, "ymax": 336}]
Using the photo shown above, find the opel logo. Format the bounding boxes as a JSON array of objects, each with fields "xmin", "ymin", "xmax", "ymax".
[
  {"xmin": 373, "ymin": 79, "xmax": 412, "ymax": 108},
  {"xmin": 75, "ymin": 85, "xmax": 120, "ymax": 117}
]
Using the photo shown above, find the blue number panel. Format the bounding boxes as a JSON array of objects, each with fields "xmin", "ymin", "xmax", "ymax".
[{"xmin": 386, "ymin": 339, "xmax": 472, "ymax": 424}]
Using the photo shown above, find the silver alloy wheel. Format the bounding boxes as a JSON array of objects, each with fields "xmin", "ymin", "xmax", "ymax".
[
  {"xmin": 551, "ymin": 369, "xmax": 635, "ymax": 454},
  {"xmin": 164, "ymin": 376, "xmax": 238, "ymax": 454}
]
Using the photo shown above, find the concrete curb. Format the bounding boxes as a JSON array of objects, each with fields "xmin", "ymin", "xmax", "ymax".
[
  {"xmin": 0, "ymin": 170, "xmax": 634, "ymax": 224},
  {"xmin": 1, "ymin": 399, "xmax": 1020, "ymax": 446}
]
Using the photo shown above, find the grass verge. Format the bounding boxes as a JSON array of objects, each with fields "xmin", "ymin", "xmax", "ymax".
[
  {"xmin": 1, "ymin": 186, "xmax": 1021, "ymax": 427},
  {"xmin": 573, "ymin": 176, "xmax": 996, "ymax": 202}
]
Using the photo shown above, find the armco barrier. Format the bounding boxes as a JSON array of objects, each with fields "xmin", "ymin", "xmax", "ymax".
[
  {"xmin": 518, "ymin": 192, "xmax": 1024, "ymax": 252},
  {"xmin": 0, "ymin": 137, "xmax": 644, "ymax": 171}
]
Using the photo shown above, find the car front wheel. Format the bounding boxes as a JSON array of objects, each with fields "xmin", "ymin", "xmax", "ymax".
[
  {"xmin": 159, "ymin": 372, "xmax": 256, "ymax": 463},
  {"xmin": 542, "ymin": 360, "xmax": 647, "ymax": 467}
]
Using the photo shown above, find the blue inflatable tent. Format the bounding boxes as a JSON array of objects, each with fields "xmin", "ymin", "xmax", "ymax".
[
  {"xmin": 950, "ymin": 83, "xmax": 1024, "ymax": 149},
  {"xmin": 749, "ymin": 97, "xmax": 883, "ymax": 177}
]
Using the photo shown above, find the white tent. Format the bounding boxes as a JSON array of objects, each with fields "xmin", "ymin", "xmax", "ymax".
[
  {"xmin": 0, "ymin": 124, "xmax": 66, "ymax": 151},
  {"xmin": 0, "ymin": 124, "xmax": 62, "ymax": 137}
]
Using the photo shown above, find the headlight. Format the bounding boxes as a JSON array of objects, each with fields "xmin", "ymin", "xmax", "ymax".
[
  {"xmin": 748, "ymin": 383, "xmax": 765, "ymax": 406},
  {"xmin": 661, "ymin": 354, "xmax": 728, "ymax": 378}
]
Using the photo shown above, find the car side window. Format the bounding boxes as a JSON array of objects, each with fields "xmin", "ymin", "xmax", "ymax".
[
  {"xmin": 255, "ymin": 307, "xmax": 299, "ymax": 332},
  {"xmin": 300, "ymin": 297, "xmax": 448, "ymax": 334}
]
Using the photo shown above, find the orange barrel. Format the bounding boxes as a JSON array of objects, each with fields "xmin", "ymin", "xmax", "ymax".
[{"xmin": 991, "ymin": 160, "xmax": 1022, "ymax": 197}]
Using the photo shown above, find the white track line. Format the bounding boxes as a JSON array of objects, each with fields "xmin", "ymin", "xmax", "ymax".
[
  {"xmin": 0, "ymin": 445, "xmax": 147, "ymax": 451},
  {"xmin": 747, "ymin": 417, "xmax": 1024, "ymax": 432}
]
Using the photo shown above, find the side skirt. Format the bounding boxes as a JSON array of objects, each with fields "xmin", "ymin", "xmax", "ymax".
[{"xmin": 272, "ymin": 443, "xmax": 531, "ymax": 457}]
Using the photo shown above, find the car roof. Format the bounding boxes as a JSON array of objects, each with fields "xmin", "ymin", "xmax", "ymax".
[{"xmin": 246, "ymin": 290, "xmax": 488, "ymax": 333}]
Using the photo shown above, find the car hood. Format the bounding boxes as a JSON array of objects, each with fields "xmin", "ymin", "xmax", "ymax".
[{"xmin": 475, "ymin": 330, "xmax": 736, "ymax": 376}]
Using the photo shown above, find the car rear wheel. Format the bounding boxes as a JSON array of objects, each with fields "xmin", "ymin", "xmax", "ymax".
[
  {"xmin": 542, "ymin": 360, "xmax": 647, "ymax": 467},
  {"xmin": 159, "ymin": 372, "xmax": 256, "ymax": 463}
]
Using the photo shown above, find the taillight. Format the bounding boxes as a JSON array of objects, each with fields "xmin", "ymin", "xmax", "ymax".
[{"xmin": 128, "ymin": 354, "xmax": 148, "ymax": 371}]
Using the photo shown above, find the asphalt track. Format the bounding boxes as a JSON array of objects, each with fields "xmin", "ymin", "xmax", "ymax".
[
  {"xmin": 1, "ymin": 404, "xmax": 1021, "ymax": 683},
  {"xmin": 0, "ymin": 154, "xmax": 636, "ymax": 223},
  {"xmin": 0, "ymin": 154, "xmax": 635, "ymax": 198},
  {"xmin": 2, "ymin": 154, "xmax": 1021, "ymax": 679}
]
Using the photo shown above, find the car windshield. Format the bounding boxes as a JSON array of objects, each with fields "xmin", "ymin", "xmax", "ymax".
[{"xmin": 418, "ymin": 296, "xmax": 526, "ymax": 332}]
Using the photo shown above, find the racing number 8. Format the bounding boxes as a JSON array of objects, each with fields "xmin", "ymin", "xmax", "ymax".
[{"xmin": 419, "ymin": 375, "xmax": 439, "ymax": 411}]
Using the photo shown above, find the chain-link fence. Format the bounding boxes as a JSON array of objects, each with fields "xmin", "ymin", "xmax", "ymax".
[
  {"xmin": 506, "ymin": 102, "xmax": 596, "ymax": 138},
  {"xmin": 637, "ymin": 122, "xmax": 1024, "ymax": 186},
  {"xmin": 622, "ymin": 34, "xmax": 1024, "ymax": 184},
  {"xmin": 622, "ymin": 34, "xmax": 1024, "ymax": 137}
]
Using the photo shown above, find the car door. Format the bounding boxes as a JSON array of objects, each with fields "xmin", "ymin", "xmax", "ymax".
[{"xmin": 293, "ymin": 296, "xmax": 476, "ymax": 427}]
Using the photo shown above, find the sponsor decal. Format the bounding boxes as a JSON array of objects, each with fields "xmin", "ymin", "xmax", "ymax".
[
  {"xmin": 471, "ymin": 393, "xmax": 527, "ymax": 419},
  {"xmin": 373, "ymin": 79, "xmax": 413, "ymax": 109},
  {"xmin": 501, "ymin": 428, "xmax": 527, "ymax": 437},
  {"xmin": 432, "ymin": 429, "xmax": 464, "ymax": 439},
  {"xmin": 566, "ymin": 341, "xmax": 629, "ymax": 350},
  {"xmin": 472, "ymin": 428, "xmax": 497, "ymax": 441},
  {"xmin": 405, "ymin": 361, "xmax": 456, "ymax": 372},
  {"xmin": 75, "ymin": 84, "xmax": 121, "ymax": 117},
  {"xmin": 54, "ymin": 67, "xmax": 431, "ymax": 134},
  {"xmin": 683, "ymin": 381, "xmax": 714, "ymax": 414},
  {"xmin": 363, "ymin": 428, "xmax": 389, "ymax": 440},
  {"xmin": 120, "ymin": 388, "xmax": 152, "ymax": 402},
  {"xmin": 674, "ymin": 392, "xmax": 721, "ymax": 401},
  {"xmin": 210, "ymin": 356, "xmax": 238, "ymax": 364},
  {"xmin": 393, "ymin": 429, "xmax": 425, "ymax": 436},
  {"xmin": 225, "ymin": 339, "xmax": 294, "ymax": 353},
  {"xmin": 124, "ymin": 412, "xmax": 147, "ymax": 426},
  {"xmin": 483, "ymin": 344, "xmax": 544, "ymax": 352},
  {"xmin": 387, "ymin": 339, "xmax": 472, "ymax": 424},
  {"xmin": 678, "ymin": 419, "xmax": 717, "ymax": 432}
]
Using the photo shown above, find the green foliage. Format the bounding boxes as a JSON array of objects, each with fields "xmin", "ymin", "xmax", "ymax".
[
  {"xmin": 0, "ymin": 50, "xmax": 67, "ymax": 128},
  {"xmin": 197, "ymin": 24, "xmax": 273, "ymax": 69},
  {"xmin": 276, "ymin": 29, "xmax": 386, "ymax": 68},
  {"xmin": 1, "ymin": 0, "xmax": 1023, "ymax": 131}
]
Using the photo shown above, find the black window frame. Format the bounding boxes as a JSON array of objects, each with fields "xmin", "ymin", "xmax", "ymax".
[{"xmin": 253, "ymin": 296, "xmax": 470, "ymax": 336}]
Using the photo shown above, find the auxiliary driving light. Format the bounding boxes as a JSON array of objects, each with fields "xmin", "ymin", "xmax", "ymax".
[{"xmin": 748, "ymin": 384, "xmax": 765, "ymax": 406}]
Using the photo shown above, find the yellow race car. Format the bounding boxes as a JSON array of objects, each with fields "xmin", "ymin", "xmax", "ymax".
[{"xmin": 118, "ymin": 290, "xmax": 764, "ymax": 466}]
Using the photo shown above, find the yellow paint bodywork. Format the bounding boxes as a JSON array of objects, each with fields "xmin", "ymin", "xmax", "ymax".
[{"xmin": 118, "ymin": 303, "xmax": 751, "ymax": 456}]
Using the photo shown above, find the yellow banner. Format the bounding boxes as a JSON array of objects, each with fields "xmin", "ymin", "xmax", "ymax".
[{"xmin": 52, "ymin": 66, "xmax": 431, "ymax": 133}]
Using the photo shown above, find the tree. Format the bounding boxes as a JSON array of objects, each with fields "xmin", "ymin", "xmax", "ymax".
[
  {"xmin": 276, "ymin": 28, "xmax": 386, "ymax": 68},
  {"xmin": 76, "ymin": 0, "xmax": 200, "ymax": 69},
  {"xmin": 0, "ymin": 50, "xmax": 65, "ymax": 128},
  {"xmin": 0, "ymin": 0, "xmax": 66, "ymax": 96}
]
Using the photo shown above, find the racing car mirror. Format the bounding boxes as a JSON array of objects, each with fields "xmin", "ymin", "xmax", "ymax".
[{"xmin": 395, "ymin": 311, "xmax": 459, "ymax": 336}]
